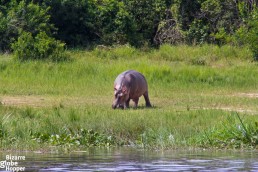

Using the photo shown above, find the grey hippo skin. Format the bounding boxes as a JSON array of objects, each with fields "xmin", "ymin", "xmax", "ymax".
[{"xmin": 112, "ymin": 70, "xmax": 152, "ymax": 109}]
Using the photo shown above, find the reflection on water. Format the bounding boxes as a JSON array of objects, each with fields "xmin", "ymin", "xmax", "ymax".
[{"xmin": 0, "ymin": 148, "xmax": 258, "ymax": 171}]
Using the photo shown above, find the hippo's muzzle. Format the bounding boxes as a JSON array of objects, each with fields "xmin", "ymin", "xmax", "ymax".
[
  {"xmin": 112, "ymin": 104, "xmax": 117, "ymax": 109},
  {"xmin": 112, "ymin": 104, "xmax": 124, "ymax": 109}
]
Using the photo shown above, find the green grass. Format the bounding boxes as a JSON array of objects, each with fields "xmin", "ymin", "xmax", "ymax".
[{"xmin": 0, "ymin": 44, "xmax": 257, "ymax": 150}]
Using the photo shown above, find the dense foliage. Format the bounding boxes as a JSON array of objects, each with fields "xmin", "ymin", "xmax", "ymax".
[
  {"xmin": 0, "ymin": 0, "xmax": 257, "ymax": 59},
  {"xmin": 12, "ymin": 31, "xmax": 68, "ymax": 61}
]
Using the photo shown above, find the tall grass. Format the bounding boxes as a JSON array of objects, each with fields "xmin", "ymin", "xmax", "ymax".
[
  {"xmin": 0, "ymin": 106, "xmax": 236, "ymax": 149},
  {"xmin": 196, "ymin": 113, "xmax": 258, "ymax": 149},
  {"xmin": 0, "ymin": 44, "xmax": 257, "ymax": 150},
  {"xmin": 0, "ymin": 44, "xmax": 256, "ymax": 96},
  {"xmin": 0, "ymin": 105, "xmax": 256, "ymax": 150},
  {"xmin": 151, "ymin": 44, "xmax": 252, "ymax": 63}
]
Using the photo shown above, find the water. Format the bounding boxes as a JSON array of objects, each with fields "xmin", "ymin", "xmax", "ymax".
[{"xmin": 0, "ymin": 148, "xmax": 257, "ymax": 171}]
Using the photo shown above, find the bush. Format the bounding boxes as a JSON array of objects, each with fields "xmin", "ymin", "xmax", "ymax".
[
  {"xmin": 187, "ymin": 20, "xmax": 210, "ymax": 45},
  {"xmin": 0, "ymin": 12, "xmax": 11, "ymax": 52},
  {"xmin": 12, "ymin": 31, "xmax": 69, "ymax": 61},
  {"xmin": 234, "ymin": 6, "xmax": 258, "ymax": 60},
  {"xmin": 0, "ymin": 0, "xmax": 54, "ymax": 52},
  {"xmin": 198, "ymin": 113, "xmax": 258, "ymax": 149},
  {"xmin": 44, "ymin": 0, "xmax": 97, "ymax": 47}
]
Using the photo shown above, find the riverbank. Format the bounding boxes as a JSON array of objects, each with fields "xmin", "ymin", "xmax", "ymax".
[{"xmin": 0, "ymin": 44, "xmax": 257, "ymax": 150}]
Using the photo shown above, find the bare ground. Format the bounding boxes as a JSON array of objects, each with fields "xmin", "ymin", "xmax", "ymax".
[
  {"xmin": 0, "ymin": 95, "xmax": 111, "ymax": 108},
  {"xmin": 1, "ymin": 95, "xmax": 61, "ymax": 107}
]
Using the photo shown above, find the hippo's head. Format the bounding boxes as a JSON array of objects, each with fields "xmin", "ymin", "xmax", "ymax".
[{"xmin": 112, "ymin": 85, "xmax": 128, "ymax": 109}]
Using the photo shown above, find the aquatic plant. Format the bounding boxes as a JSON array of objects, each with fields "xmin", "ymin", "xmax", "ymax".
[
  {"xmin": 198, "ymin": 113, "xmax": 258, "ymax": 149},
  {"xmin": 31, "ymin": 128, "xmax": 114, "ymax": 147},
  {"xmin": 136, "ymin": 128, "xmax": 176, "ymax": 149}
]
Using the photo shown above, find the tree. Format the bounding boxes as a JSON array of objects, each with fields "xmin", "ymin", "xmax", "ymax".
[
  {"xmin": 235, "ymin": 2, "xmax": 258, "ymax": 60},
  {"xmin": 93, "ymin": 0, "xmax": 137, "ymax": 45},
  {"xmin": 123, "ymin": 0, "xmax": 167, "ymax": 46},
  {"xmin": 7, "ymin": 0, "xmax": 53, "ymax": 35},
  {"xmin": 43, "ymin": 0, "xmax": 98, "ymax": 47},
  {"xmin": 0, "ymin": 0, "xmax": 54, "ymax": 51},
  {"xmin": 0, "ymin": 0, "xmax": 69, "ymax": 61}
]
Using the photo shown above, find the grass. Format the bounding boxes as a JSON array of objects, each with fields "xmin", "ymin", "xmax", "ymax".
[
  {"xmin": 196, "ymin": 113, "xmax": 258, "ymax": 149},
  {"xmin": 0, "ymin": 44, "xmax": 257, "ymax": 150}
]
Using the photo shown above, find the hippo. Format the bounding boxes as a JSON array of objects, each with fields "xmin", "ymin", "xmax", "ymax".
[{"xmin": 112, "ymin": 70, "xmax": 152, "ymax": 109}]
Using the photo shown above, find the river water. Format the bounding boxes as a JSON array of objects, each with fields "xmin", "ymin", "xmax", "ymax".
[{"xmin": 0, "ymin": 148, "xmax": 257, "ymax": 171}]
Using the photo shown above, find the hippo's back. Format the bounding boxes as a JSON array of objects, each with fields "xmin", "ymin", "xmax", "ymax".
[
  {"xmin": 115, "ymin": 70, "xmax": 146, "ymax": 84},
  {"xmin": 115, "ymin": 70, "xmax": 148, "ymax": 98}
]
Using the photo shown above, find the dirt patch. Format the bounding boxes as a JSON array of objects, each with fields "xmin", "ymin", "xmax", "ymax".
[
  {"xmin": 191, "ymin": 106, "xmax": 257, "ymax": 114},
  {"xmin": 234, "ymin": 93, "xmax": 258, "ymax": 98},
  {"xmin": 0, "ymin": 95, "xmax": 112, "ymax": 108}
]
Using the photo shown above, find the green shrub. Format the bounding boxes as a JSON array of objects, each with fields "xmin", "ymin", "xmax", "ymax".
[
  {"xmin": 198, "ymin": 113, "xmax": 258, "ymax": 149},
  {"xmin": 0, "ymin": 0, "xmax": 54, "ymax": 52},
  {"xmin": 31, "ymin": 128, "xmax": 114, "ymax": 147},
  {"xmin": 12, "ymin": 31, "xmax": 70, "ymax": 61},
  {"xmin": 233, "ymin": 5, "xmax": 258, "ymax": 60},
  {"xmin": 187, "ymin": 20, "xmax": 210, "ymax": 45},
  {"xmin": 237, "ymin": 25, "xmax": 258, "ymax": 61},
  {"xmin": 0, "ymin": 12, "xmax": 10, "ymax": 52}
]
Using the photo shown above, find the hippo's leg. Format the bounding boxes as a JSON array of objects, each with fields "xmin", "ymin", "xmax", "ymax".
[
  {"xmin": 132, "ymin": 98, "xmax": 139, "ymax": 108},
  {"xmin": 143, "ymin": 91, "xmax": 152, "ymax": 107},
  {"xmin": 125, "ymin": 98, "xmax": 130, "ymax": 108}
]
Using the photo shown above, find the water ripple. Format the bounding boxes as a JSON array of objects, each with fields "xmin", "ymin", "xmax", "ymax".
[{"xmin": 1, "ymin": 149, "xmax": 258, "ymax": 172}]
